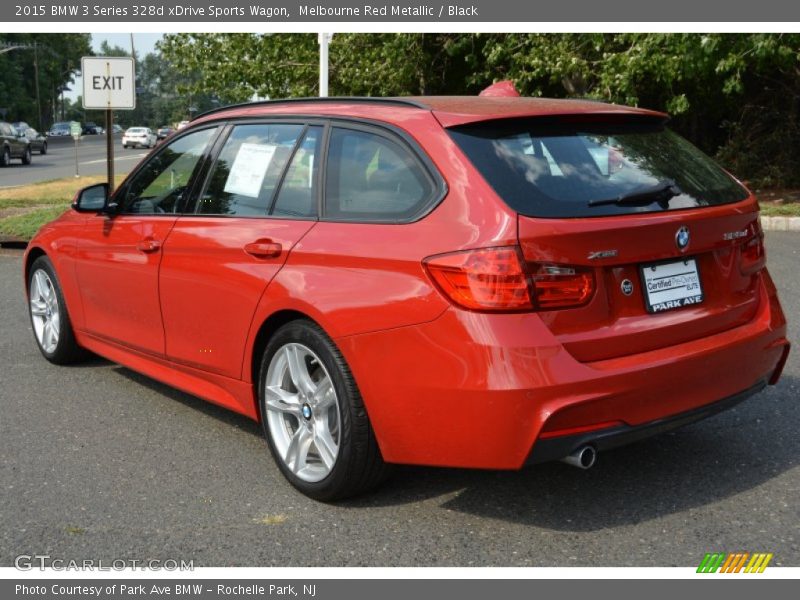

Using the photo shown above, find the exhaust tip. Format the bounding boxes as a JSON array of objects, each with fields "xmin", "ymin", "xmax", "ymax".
[{"xmin": 561, "ymin": 445, "xmax": 597, "ymax": 470}]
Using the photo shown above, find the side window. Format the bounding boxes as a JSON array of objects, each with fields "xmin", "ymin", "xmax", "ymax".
[
  {"xmin": 198, "ymin": 123, "xmax": 304, "ymax": 216},
  {"xmin": 121, "ymin": 127, "xmax": 217, "ymax": 215},
  {"xmin": 271, "ymin": 126, "xmax": 322, "ymax": 218},
  {"xmin": 324, "ymin": 127, "xmax": 434, "ymax": 221}
]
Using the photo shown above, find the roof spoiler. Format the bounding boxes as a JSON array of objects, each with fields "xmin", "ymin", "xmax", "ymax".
[{"xmin": 479, "ymin": 81, "xmax": 520, "ymax": 97}]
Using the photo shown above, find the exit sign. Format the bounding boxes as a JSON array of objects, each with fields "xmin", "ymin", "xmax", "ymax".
[{"xmin": 81, "ymin": 56, "xmax": 136, "ymax": 110}]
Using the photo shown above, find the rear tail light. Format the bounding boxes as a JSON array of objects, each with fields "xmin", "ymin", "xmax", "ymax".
[
  {"xmin": 530, "ymin": 263, "xmax": 595, "ymax": 309},
  {"xmin": 423, "ymin": 246, "xmax": 595, "ymax": 312},
  {"xmin": 740, "ymin": 223, "xmax": 766, "ymax": 275}
]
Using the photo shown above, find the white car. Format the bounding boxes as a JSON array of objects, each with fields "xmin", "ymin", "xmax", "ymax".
[
  {"xmin": 177, "ymin": 120, "xmax": 190, "ymax": 130},
  {"xmin": 48, "ymin": 122, "xmax": 72, "ymax": 137},
  {"xmin": 122, "ymin": 127, "xmax": 157, "ymax": 149}
]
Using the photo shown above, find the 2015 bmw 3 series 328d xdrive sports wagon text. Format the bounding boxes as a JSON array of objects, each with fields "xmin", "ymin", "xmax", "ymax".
[{"xmin": 24, "ymin": 96, "xmax": 790, "ymax": 500}]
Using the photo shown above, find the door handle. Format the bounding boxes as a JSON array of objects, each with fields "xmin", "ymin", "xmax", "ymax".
[
  {"xmin": 136, "ymin": 238, "xmax": 161, "ymax": 253},
  {"xmin": 244, "ymin": 240, "xmax": 282, "ymax": 259}
]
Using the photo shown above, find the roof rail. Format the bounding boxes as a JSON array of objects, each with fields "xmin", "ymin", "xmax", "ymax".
[{"xmin": 192, "ymin": 96, "xmax": 429, "ymax": 121}]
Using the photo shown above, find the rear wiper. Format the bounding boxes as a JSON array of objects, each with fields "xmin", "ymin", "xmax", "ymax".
[{"xmin": 588, "ymin": 179, "xmax": 681, "ymax": 207}]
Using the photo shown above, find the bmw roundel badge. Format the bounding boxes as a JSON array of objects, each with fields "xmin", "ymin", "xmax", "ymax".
[{"xmin": 675, "ymin": 226, "xmax": 690, "ymax": 251}]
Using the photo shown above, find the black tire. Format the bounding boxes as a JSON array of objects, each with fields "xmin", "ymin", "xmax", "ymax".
[
  {"xmin": 258, "ymin": 319, "xmax": 390, "ymax": 501},
  {"xmin": 21, "ymin": 146, "xmax": 32, "ymax": 165},
  {"xmin": 40, "ymin": 142, "xmax": 47, "ymax": 155},
  {"xmin": 0, "ymin": 146, "xmax": 9, "ymax": 167},
  {"xmin": 27, "ymin": 256, "xmax": 88, "ymax": 365}
]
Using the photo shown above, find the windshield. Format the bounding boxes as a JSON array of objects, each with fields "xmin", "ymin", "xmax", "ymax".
[
  {"xmin": 448, "ymin": 119, "xmax": 749, "ymax": 218},
  {"xmin": 127, "ymin": 128, "xmax": 147, "ymax": 134}
]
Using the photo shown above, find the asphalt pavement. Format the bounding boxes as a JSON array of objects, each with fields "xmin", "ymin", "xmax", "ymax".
[
  {"xmin": 0, "ymin": 234, "xmax": 797, "ymax": 567},
  {"xmin": 0, "ymin": 135, "xmax": 148, "ymax": 188}
]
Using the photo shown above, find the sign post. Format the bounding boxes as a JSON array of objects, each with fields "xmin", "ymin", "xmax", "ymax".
[
  {"xmin": 81, "ymin": 56, "xmax": 136, "ymax": 194},
  {"xmin": 70, "ymin": 121, "xmax": 81, "ymax": 178}
]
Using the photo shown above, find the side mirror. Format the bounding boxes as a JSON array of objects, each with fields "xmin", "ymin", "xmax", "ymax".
[{"xmin": 72, "ymin": 183, "xmax": 113, "ymax": 213}]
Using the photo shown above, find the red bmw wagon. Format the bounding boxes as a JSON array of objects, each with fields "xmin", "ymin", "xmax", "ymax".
[{"xmin": 24, "ymin": 96, "xmax": 790, "ymax": 500}]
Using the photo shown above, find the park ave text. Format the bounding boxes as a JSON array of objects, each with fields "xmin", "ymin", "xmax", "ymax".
[
  {"xmin": 15, "ymin": 3, "xmax": 478, "ymax": 18},
  {"xmin": 16, "ymin": 584, "xmax": 317, "ymax": 597}
]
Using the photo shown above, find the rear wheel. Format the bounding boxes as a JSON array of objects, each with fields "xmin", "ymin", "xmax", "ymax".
[
  {"xmin": 21, "ymin": 146, "xmax": 32, "ymax": 165},
  {"xmin": 40, "ymin": 142, "xmax": 47, "ymax": 155},
  {"xmin": 258, "ymin": 320, "xmax": 390, "ymax": 501},
  {"xmin": 28, "ymin": 256, "xmax": 87, "ymax": 365},
  {"xmin": 1, "ymin": 146, "xmax": 9, "ymax": 167}
]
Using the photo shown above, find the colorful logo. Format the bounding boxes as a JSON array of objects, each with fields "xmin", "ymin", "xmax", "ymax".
[{"xmin": 697, "ymin": 552, "xmax": 773, "ymax": 573}]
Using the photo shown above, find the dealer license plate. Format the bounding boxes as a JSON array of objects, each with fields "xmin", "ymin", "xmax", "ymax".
[{"xmin": 640, "ymin": 258, "xmax": 704, "ymax": 313}]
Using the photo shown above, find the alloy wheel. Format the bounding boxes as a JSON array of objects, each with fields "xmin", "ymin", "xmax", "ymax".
[
  {"xmin": 264, "ymin": 343, "xmax": 340, "ymax": 483},
  {"xmin": 29, "ymin": 269, "xmax": 60, "ymax": 353}
]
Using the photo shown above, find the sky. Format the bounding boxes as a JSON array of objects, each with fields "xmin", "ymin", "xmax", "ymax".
[{"xmin": 66, "ymin": 33, "xmax": 164, "ymax": 101}]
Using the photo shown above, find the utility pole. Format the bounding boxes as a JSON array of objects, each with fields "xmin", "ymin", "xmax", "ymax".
[
  {"xmin": 318, "ymin": 33, "xmax": 333, "ymax": 98},
  {"xmin": 33, "ymin": 44, "xmax": 42, "ymax": 132}
]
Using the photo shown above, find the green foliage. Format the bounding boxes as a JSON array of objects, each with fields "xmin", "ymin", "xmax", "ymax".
[
  {"xmin": 5, "ymin": 33, "xmax": 797, "ymax": 187},
  {"xmin": 0, "ymin": 33, "xmax": 92, "ymax": 130},
  {"xmin": 0, "ymin": 205, "xmax": 68, "ymax": 239}
]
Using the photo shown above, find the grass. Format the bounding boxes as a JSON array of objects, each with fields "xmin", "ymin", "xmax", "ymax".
[
  {"xmin": 0, "ymin": 206, "xmax": 71, "ymax": 239},
  {"xmin": 759, "ymin": 202, "xmax": 800, "ymax": 217},
  {"xmin": 0, "ymin": 174, "xmax": 126, "ymax": 239}
]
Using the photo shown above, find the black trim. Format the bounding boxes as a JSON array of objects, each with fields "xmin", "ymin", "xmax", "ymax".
[
  {"xmin": 183, "ymin": 115, "xmax": 448, "ymax": 225},
  {"xmin": 267, "ymin": 124, "xmax": 310, "ymax": 215},
  {"xmin": 525, "ymin": 380, "xmax": 768, "ymax": 465},
  {"xmin": 318, "ymin": 121, "xmax": 332, "ymax": 220},
  {"xmin": 192, "ymin": 97, "xmax": 429, "ymax": 122},
  {"xmin": 185, "ymin": 122, "xmax": 233, "ymax": 215}
]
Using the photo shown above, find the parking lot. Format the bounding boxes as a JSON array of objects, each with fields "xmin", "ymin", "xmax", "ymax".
[
  {"xmin": 0, "ymin": 234, "xmax": 797, "ymax": 567},
  {"xmin": 0, "ymin": 135, "xmax": 147, "ymax": 188}
]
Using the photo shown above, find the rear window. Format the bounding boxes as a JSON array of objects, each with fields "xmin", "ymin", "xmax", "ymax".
[{"xmin": 448, "ymin": 119, "xmax": 749, "ymax": 218}]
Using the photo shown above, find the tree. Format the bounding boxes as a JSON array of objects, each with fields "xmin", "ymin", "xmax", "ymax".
[
  {"xmin": 158, "ymin": 33, "xmax": 800, "ymax": 186},
  {"xmin": 0, "ymin": 33, "xmax": 92, "ymax": 130}
]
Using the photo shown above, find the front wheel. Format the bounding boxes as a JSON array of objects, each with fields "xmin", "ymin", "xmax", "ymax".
[
  {"xmin": 40, "ymin": 142, "xmax": 47, "ymax": 155},
  {"xmin": 21, "ymin": 146, "xmax": 32, "ymax": 165},
  {"xmin": 28, "ymin": 256, "xmax": 87, "ymax": 364},
  {"xmin": 1, "ymin": 147, "xmax": 10, "ymax": 167},
  {"xmin": 258, "ymin": 320, "xmax": 390, "ymax": 501}
]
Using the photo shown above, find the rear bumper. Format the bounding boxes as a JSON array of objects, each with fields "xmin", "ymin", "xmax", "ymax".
[
  {"xmin": 339, "ymin": 271, "xmax": 789, "ymax": 470},
  {"xmin": 526, "ymin": 379, "xmax": 767, "ymax": 465}
]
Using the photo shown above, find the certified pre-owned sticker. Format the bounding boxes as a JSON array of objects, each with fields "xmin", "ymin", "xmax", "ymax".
[{"xmin": 641, "ymin": 258, "xmax": 704, "ymax": 313}]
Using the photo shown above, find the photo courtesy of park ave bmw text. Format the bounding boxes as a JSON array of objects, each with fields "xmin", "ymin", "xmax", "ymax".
[{"xmin": 0, "ymin": 0, "xmax": 799, "ymax": 596}]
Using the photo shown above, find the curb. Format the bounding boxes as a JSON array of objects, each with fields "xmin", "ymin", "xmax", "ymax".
[
  {"xmin": 761, "ymin": 216, "xmax": 800, "ymax": 232},
  {"xmin": 0, "ymin": 235, "xmax": 28, "ymax": 247}
]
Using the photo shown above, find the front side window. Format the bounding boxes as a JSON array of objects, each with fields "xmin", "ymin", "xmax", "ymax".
[
  {"xmin": 120, "ymin": 127, "xmax": 218, "ymax": 215},
  {"xmin": 324, "ymin": 127, "xmax": 434, "ymax": 221},
  {"xmin": 198, "ymin": 123, "xmax": 304, "ymax": 216}
]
